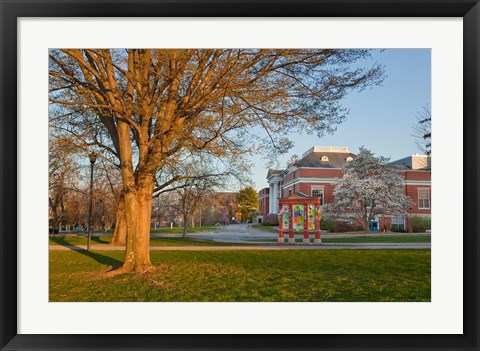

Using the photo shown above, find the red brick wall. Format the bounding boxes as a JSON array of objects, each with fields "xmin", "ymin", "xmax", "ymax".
[
  {"xmin": 258, "ymin": 196, "xmax": 269, "ymax": 216},
  {"xmin": 258, "ymin": 188, "xmax": 270, "ymax": 216},
  {"xmin": 283, "ymin": 171, "xmax": 296, "ymax": 183},
  {"xmin": 401, "ymin": 170, "xmax": 431, "ymax": 181},
  {"xmin": 298, "ymin": 168, "xmax": 344, "ymax": 178},
  {"xmin": 405, "ymin": 185, "xmax": 431, "ymax": 214}
]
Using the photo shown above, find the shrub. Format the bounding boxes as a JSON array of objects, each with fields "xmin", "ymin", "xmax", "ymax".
[
  {"xmin": 321, "ymin": 219, "xmax": 362, "ymax": 233},
  {"xmin": 262, "ymin": 214, "xmax": 279, "ymax": 226},
  {"xmin": 411, "ymin": 216, "xmax": 431, "ymax": 233},
  {"xmin": 334, "ymin": 221, "xmax": 353, "ymax": 233},
  {"xmin": 391, "ymin": 224, "xmax": 406, "ymax": 233},
  {"xmin": 320, "ymin": 218, "xmax": 336, "ymax": 232}
]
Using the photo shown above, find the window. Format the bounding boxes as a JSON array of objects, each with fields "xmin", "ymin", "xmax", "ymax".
[
  {"xmin": 311, "ymin": 187, "xmax": 324, "ymax": 205},
  {"xmin": 346, "ymin": 156, "xmax": 353, "ymax": 162},
  {"xmin": 392, "ymin": 216, "xmax": 405, "ymax": 231},
  {"xmin": 418, "ymin": 188, "xmax": 430, "ymax": 209},
  {"xmin": 321, "ymin": 156, "xmax": 329, "ymax": 162}
]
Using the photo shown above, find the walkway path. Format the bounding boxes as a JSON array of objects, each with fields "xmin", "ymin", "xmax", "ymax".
[
  {"xmin": 50, "ymin": 242, "xmax": 431, "ymax": 251},
  {"xmin": 50, "ymin": 224, "xmax": 431, "ymax": 250},
  {"xmin": 187, "ymin": 223, "xmax": 430, "ymax": 244}
]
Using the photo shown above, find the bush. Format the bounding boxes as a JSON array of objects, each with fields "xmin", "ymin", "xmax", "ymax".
[
  {"xmin": 334, "ymin": 221, "xmax": 352, "ymax": 233},
  {"xmin": 320, "ymin": 218, "xmax": 336, "ymax": 232},
  {"xmin": 411, "ymin": 216, "xmax": 431, "ymax": 233},
  {"xmin": 391, "ymin": 224, "xmax": 406, "ymax": 233},
  {"xmin": 321, "ymin": 219, "xmax": 363, "ymax": 233},
  {"xmin": 262, "ymin": 214, "xmax": 279, "ymax": 226}
]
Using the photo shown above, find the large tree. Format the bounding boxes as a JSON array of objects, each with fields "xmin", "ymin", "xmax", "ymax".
[
  {"xmin": 324, "ymin": 147, "xmax": 412, "ymax": 231},
  {"xmin": 49, "ymin": 49, "xmax": 384, "ymax": 273}
]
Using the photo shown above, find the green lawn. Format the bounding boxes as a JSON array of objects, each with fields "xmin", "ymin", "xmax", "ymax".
[
  {"xmin": 49, "ymin": 249, "xmax": 431, "ymax": 302},
  {"xmin": 49, "ymin": 236, "xmax": 241, "ymax": 247},
  {"xmin": 249, "ymin": 235, "xmax": 431, "ymax": 244}
]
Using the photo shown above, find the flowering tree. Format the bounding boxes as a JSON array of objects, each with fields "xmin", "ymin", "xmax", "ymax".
[{"xmin": 324, "ymin": 147, "xmax": 412, "ymax": 231}]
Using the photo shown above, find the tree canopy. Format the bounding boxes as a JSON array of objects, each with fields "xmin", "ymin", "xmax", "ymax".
[
  {"xmin": 235, "ymin": 186, "xmax": 259, "ymax": 222},
  {"xmin": 324, "ymin": 147, "xmax": 412, "ymax": 231}
]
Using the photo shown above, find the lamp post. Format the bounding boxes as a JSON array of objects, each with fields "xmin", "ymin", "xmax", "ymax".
[{"xmin": 87, "ymin": 152, "xmax": 97, "ymax": 251}]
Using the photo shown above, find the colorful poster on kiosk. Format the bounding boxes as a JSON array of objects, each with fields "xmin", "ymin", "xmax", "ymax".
[
  {"xmin": 293, "ymin": 204, "xmax": 304, "ymax": 231},
  {"xmin": 308, "ymin": 204, "xmax": 315, "ymax": 230},
  {"xmin": 281, "ymin": 205, "xmax": 289, "ymax": 228}
]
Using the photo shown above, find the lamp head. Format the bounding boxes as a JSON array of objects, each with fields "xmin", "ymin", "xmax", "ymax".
[{"xmin": 89, "ymin": 152, "xmax": 97, "ymax": 165}]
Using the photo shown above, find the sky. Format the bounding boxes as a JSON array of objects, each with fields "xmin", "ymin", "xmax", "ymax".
[{"xmin": 248, "ymin": 49, "xmax": 431, "ymax": 192}]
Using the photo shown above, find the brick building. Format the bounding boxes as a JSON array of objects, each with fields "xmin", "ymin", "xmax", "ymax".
[{"xmin": 259, "ymin": 146, "xmax": 431, "ymax": 231}]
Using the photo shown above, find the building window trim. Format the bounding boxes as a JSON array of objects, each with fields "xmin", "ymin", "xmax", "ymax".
[
  {"xmin": 311, "ymin": 186, "xmax": 325, "ymax": 205},
  {"xmin": 417, "ymin": 188, "xmax": 431, "ymax": 209}
]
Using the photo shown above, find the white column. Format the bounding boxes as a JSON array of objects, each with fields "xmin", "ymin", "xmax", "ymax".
[
  {"xmin": 269, "ymin": 183, "xmax": 273, "ymax": 214},
  {"xmin": 273, "ymin": 182, "xmax": 279, "ymax": 214}
]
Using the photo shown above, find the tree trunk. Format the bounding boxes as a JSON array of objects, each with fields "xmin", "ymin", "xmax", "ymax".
[
  {"xmin": 110, "ymin": 193, "xmax": 127, "ymax": 246},
  {"xmin": 183, "ymin": 213, "xmax": 188, "ymax": 238},
  {"xmin": 362, "ymin": 216, "xmax": 369, "ymax": 231},
  {"xmin": 119, "ymin": 180, "xmax": 154, "ymax": 273}
]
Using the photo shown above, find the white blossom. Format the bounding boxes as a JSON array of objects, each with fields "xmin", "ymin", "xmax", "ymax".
[{"xmin": 323, "ymin": 147, "xmax": 413, "ymax": 230}]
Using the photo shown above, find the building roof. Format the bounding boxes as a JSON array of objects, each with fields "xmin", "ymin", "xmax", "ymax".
[
  {"xmin": 267, "ymin": 168, "xmax": 283, "ymax": 180},
  {"xmin": 294, "ymin": 151, "xmax": 356, "ymax": 169},
  {"xmin": 390, "ymin": 155, "xmax": 431, "ymax": 170}
]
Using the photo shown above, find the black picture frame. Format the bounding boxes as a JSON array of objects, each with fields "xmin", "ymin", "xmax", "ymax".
[{"xmin": 1, "ymin": 1, "xmax": 479, "ymax": 350}]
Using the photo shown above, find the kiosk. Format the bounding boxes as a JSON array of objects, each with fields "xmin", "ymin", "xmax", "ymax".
[{"xmin": 277, "ymin": 193, "xmax": 322, "ymax": 245}]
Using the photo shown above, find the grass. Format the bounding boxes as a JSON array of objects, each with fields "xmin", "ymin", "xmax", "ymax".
[
  {"xmin": 248, "ymin": 235, "xmax": 432, "ymax": 244},
  {"xmin": 49, "ymin": 236, "xmax": 243, "ymax": 247},
  {"xmin": 49, "ymin": 249, "xmax": 430, "ymax": 302}
]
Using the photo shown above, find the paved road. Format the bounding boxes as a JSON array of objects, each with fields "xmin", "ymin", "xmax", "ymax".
[
  {"xmin": 50, "ymin": 224, "xmax": 430, "ymax": 251},
  {"xmin": 50, "ymin": 224, "xmax": 431, "ymax": 250},
  {"xmin": 188, "ymin": 223, "xmax": 430, "ymax": 243}
]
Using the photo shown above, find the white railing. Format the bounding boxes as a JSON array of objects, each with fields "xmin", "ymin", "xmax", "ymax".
[{"xmin": 302, "ymin": 146, "xmax": 349, "ymax": 158}]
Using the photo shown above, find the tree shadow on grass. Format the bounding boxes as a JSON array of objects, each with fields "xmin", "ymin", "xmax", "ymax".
[
  {"xmin": 91, "ymin": 236, "xmax": 110, "ymax": 244},
  {"xmin": 50, "ymin": 237, "xmax": 123, "ymax": 269}
]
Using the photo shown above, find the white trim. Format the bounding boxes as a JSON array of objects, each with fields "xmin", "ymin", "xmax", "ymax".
[
  {"xmin": 296, "ymin": 166, "xmax": 344, "ymax": 170},
  {"xmin": 267, "ymin": 174, "xmax": 283, "ymax": 182},
  {"xmin": 282, "ymin": 177, "xmax": 341, "ymax": 188},
  {"xmin": 311, "ymin": 186, "xmax": 325, "ymax": 206},
  {"xmin": 417, "ymin": 188, "xmax": 431, "ymax": 210},
  {"xmin": 404, "ymin": 180, "xmax": 431, "ymax": 186}
]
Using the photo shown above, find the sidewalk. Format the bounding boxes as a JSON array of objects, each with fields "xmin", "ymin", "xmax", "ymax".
[{"xmin": 49, "ymin": 242, "xmax": 431, "ymax": 251}]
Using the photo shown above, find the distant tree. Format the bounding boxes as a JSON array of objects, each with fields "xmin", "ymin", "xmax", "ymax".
[
  {"xmin": 170, "ymin": 177, "xmax": 221, "ymax": 238},
  {"xmin": 286, "ymin": 154, "xmax": 299, "ymax": 168},
  {"xmin": 48, "ymin": 137, "xmax": 80, "ymax": 233},
  {"xmin": 412, "ymin": 104, "xmax": 431, "ymax": 156},
  {"xmin": 236, "ymin": 187, "xmax": 259, "ymax": 222},
  {"xmin": 324, "ymin": 147, "xmax": 412, "ymax": 231}
]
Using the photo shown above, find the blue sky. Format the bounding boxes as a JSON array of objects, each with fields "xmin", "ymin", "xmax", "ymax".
[{"xmin": 248, "ymin": 49, "xmax": 431, "ymax": 192}]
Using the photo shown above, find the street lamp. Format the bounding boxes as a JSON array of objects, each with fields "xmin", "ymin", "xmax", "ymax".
[{"xmin": 87, "ymin": 152, "xmax": 97, "ymax": 251}]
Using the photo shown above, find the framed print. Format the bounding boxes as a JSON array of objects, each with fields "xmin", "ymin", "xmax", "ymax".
[{"xmin": 1, "ymin": 0, "xmax": 479, "ymax": 350}]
